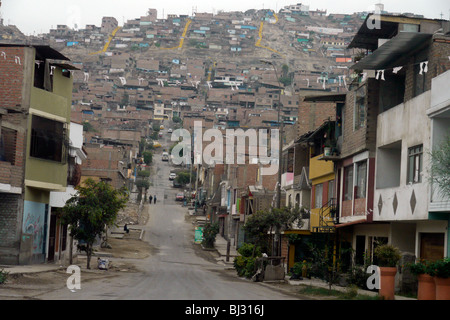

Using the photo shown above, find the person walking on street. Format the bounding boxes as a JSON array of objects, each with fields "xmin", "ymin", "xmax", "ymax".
[
  {"xmin": 149, "ymin": 195, "xmax": 153, "ymax": 204},
  {"xmin": 154, "ymin": 195, "xmax": 157, "ymax": 204}
]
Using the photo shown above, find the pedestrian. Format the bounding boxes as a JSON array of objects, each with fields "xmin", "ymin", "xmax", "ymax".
[
  {"xmin": 149, "ymin": 195, "xmax": 153, "ymax": 203},
  {"xmin": 154, "ymin": 195, "xmax": 157, "ymax": 204}
]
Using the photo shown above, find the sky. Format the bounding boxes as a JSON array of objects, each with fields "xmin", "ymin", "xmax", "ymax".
[{"xmin": 1, "ymin": 0, "xmax": 449, "ymax": 35}]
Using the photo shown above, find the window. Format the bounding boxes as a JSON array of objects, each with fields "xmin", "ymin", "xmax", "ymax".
[
  {"xmin": 30, "ymin": 115, "xmax": 66, "ymax": 162},
  {"xmin": 0, "ymin": 128, "xmax": 17, "ymax": 164},
  {"xmin": 354, "ymin": 85, "xmax": 366, "ymax": 130},
  {"xmin": 328, "ymin": 180, "xmax": 335, "ymax": 203},
  {"xmin": 407, "ymin": 145, "xmax": 423, "ymax": 184},
  {"xmin": 34, "ymin": 60, "xmax": 53, "ymax": 91},
  {"xmin": 356, "ymin": 161, "xmax": 367, "ymax": 199},
  {"xmin": 344, "ymin": 166, "xmax": 353, "ymax": 200},
  {"xmin": 314, "ymin": 183, "xmax": 323, "ymax": 208}
]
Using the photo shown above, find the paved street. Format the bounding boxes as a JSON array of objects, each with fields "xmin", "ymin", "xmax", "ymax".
[{"xmin": 35, "ymin": 122, "xmax": 300, "ymax": 300}]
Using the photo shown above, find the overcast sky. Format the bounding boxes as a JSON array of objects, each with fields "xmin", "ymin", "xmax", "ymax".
[{"xmin": 2, "ymin": 0, "xmax": 449, "ymax": 35}]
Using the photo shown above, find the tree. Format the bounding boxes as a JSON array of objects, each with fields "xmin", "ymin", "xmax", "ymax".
[
  {"xmin": 142, "ymin": 151, "xmax": 153, "ymax": 165},
  {"xmin": 60, "ymin": 179, "xmax": 129, "ymax": 269},
  {"xmin": 202, "ymin": 222, "xmax": 219, "ymax": 248},
  {"xmin": 82, "ymin": 121, "xmax": 96, "ymax": 132},
  {"xmin": 429, "ymin": 133, "xmax": 450, "ymax": 198},
  {"xmin": 243, "ymin": 206, "xmax": 304, "ymax": 256},
  {"xmin": 176, "ymin": 171, "xmax": 193, "ymax": 186}
]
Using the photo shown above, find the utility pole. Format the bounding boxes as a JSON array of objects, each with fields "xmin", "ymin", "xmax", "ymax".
[
  {"xmin": 260, "ymin": 59, "xmax": 283, "ymax": 209},
  {"xmin": 260, "ymin": 59, "xmax": 284, "ymax": 258}
]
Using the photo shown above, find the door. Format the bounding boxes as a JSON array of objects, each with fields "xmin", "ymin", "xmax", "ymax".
[{"xmin": 420, "ymin": 233, "xmax": 445, "ymax": 261}]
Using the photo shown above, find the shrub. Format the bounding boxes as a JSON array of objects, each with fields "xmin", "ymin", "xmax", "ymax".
[
  {"xmin": 237, "ymin": 243, "xmax": 260, "ymax": 258},
  {"xmin": 429, "ymin": 258, "xmax": 450, "ymax": 278},
  {"xmin": 374, "ymin": 244, "xmax": 401, "ymax": 267},
  {"xmin": 292, "ymin": 262, "xmax": 303, "ymax": 276},
  {"xmin": 347, "ymin": 266, "xmax": 370, "ymax": 289},
  {"xmin": 0, "ymin": 269, "xmax": 8, "ymax": 284},
  {"xmin": 201, "ymin": 223, "xmax": 219, "ymax": 248},
  {"xmin": 234, "ymin": 243, "xmax": 262, "ymax": 278},
  {"xmin": 407, "ymin": 260, "xmax": 432, "ymax": 276}
]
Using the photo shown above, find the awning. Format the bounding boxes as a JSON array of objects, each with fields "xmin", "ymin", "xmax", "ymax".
[
  {"xmin": 0, "ymin": 43, "xmax": 71, "ymax": 61},
  {"xmin": 50, "ymin": 61, "xmax": 80, "ymax": 70},
  {"xmin": 303, "ymin": 93, "xmax": 346, "ymax": 103},
  {"xmin": 334, "ymin": 219, "xmax": 368, "ymax": 228},
  {"xmin": 351, "ymin": 32, "xmax": 432, "ymax": 70},
  {"xmin": 347, "ymin": 14, "xmax": 441, "ymax": 50}
]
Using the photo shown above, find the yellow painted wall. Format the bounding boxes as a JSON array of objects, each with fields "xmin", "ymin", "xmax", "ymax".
[
  {"xmin": 309, "ymin": 153, "xmax": 335, "ymax": 231},
  {"xmin": 309, "ymin": 154, "xmax": 334, "ymax": 181}
]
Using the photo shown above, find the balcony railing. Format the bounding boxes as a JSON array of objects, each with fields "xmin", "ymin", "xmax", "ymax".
[{"xmin": 313, "ymin": 197, "xmax": 338, "ymax": 233}]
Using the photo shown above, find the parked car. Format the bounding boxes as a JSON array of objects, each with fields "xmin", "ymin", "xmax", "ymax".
[
  {"xmin": 169, "ymin": 173, "xmax": 176, "ymax": 180},
  {"xmin": 173, "ymin": 180, "xmax": 182, "ymax": 188},
  {"xmin": 176, "ymin": 193, "xmax": 185, "ymax": 201}
]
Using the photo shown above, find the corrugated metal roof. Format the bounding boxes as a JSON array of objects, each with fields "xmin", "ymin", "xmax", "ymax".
[
  {"xmin": 0, "ymin": 43, "xmax": 70, "ymax": 61},
  {"xmin": 350, "ymin": 32, "xmax": 432, "ymax": 70}
]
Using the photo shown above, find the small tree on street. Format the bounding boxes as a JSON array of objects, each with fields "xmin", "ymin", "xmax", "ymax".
[
  {"xmin": 429, "ymin": 133, "xmax": 450, "ymax": 198},
  {"xmin": 60, "ymin": 178, "xmax": 129, "ymax": 269},
  {"xmin": 243, "ymin": 206, "xmax": 304, "ymax": 256}
]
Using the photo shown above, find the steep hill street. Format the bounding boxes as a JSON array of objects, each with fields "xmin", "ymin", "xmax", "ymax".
[{"xmin": 0, "ymin": 122, "xmax": 306, "ymax": 300}]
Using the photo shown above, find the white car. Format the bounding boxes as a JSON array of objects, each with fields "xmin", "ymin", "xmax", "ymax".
[
  {"xmin": 169, "ymin": 173, "xmax": 176, "ymax": 180},
  {"xmin": 168, "ymin": 128, "xmax": 173, "ymax": 133}
]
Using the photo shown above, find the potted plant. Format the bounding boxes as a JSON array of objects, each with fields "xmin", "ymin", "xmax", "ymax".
[
  {"xmin": 429, "ymin": 258, "xmax": 450, "ymax": 300},
  {"xmin": 374, "ymin": 244, "xmax": 401, "ymax": 300},
  {"xmin": 408, "ymin": 260, "xmax": 435, "ymax": 300}
]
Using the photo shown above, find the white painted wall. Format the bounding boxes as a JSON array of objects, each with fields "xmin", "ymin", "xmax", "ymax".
[
  {"xmin": 374, "ymin": 91, "xmax": 431, "ymax": 221},
  {"xmin": 428, "ymin": 70, "xmax": 450, "ymax": 211}
]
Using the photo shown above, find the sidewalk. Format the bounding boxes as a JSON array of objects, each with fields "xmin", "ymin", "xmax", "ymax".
[
  {"xmin": 212, "ymin": 234, "xmax": 416, "ymax": 300},
  {"xmin": 214, "ymin": 233, "xmax": 238, "ymax": 267},
  {"xmin": 0, "ymin": 264, "xmax": 64, "ymax": 275}
]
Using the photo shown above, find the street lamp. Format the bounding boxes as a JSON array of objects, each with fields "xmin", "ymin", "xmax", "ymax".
[{"xmin": 260, "ymin": 59, "xmax": 284, "ymax": 209}]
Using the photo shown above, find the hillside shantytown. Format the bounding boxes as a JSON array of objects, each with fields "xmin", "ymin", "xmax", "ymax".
[{"xmin": 0, "ymin": 2, "xmax": 449, "ymax": 301}]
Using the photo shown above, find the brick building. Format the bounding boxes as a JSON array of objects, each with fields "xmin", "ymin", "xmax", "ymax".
[{"xmin": 0, "ymin": 44, "xmax": 77, "ymax": 264}]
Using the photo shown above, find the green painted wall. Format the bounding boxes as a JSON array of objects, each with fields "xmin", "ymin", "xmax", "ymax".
[{"xmin": 25, "ymin": 65, "xmax": 73, "ymax": 194}]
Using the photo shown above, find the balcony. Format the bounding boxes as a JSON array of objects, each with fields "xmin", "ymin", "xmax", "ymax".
[{"xmin": 313, "ymin": 198, "xmax": 338, "ymax": 233}]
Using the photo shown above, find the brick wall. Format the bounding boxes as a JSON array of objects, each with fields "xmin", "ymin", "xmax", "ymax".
[
  {"xmin": 0, "ymin": 46, "xmax": 25, "ymax": 111},
  {"xmin": 404, "ymin": 36, "xmax": 450, "ymax": 103},
  {"xmin": 340, "ymin": 78, "xmax": 379, "ymax": 159},
  {"xmin": 0, "ymin": 193, "xmax": 21, "ymax": 247},
  {"xmin": 297, "ymin": 99, "xmax": 336, "ymax": 137},
  {"xmin": 0, "ymin": 114, "xmax": 26, "ymax": 187}
]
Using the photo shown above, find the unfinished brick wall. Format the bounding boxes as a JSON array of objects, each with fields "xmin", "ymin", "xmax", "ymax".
[
  {"xmin": 0, "ymin": 46, "xmax": 25, "ymax": 112},
  {"xmin": 426, "ymin": 36, "xmax": 450, "ymax": 91},
  {"xmin": 0, "ymin": 114, "xmax": 26, "ymax": 187},
  {"xmin": 404, "ymin": 36, "xmax": 450, "ymax": 103},
  {"xmin": 297, "ymin": 99, "xmax": 336, "ymax": 137},
  {"xmin": 0, "ymin": 193, "xmax": 21, "ymax": 247},
  {"xmin": 340, "ymin": 78, "xmax": 379, "ymax": 159}
]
